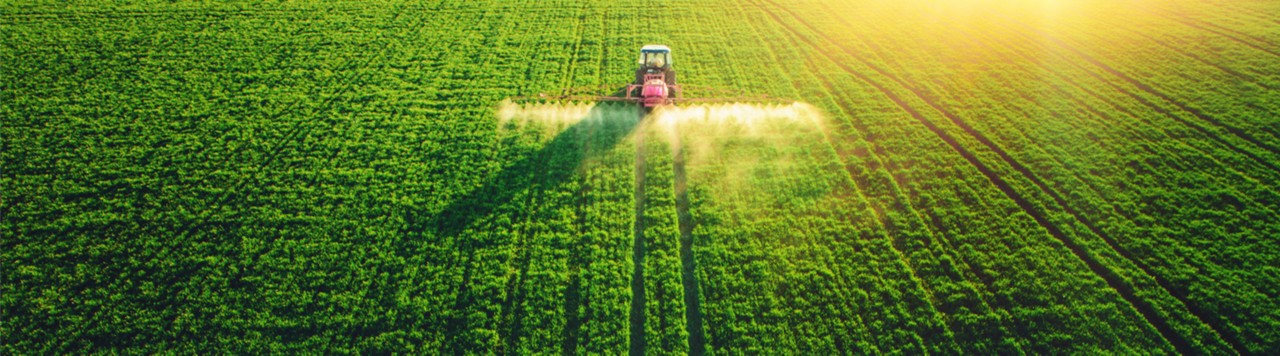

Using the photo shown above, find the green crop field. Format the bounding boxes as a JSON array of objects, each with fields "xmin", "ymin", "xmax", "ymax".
[{"xmin": 4, "ymin": 0, "xmax": 1279, "ymax": 354}]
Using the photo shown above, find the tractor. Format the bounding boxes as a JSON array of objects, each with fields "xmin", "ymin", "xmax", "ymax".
[{"xmin": 627, "ymin": 44, "xmax": 681, "ymax": 109}]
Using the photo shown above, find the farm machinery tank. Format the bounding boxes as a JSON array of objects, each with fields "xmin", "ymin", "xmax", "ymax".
[{"xmin": 628, "ymin": 45, "xmax": 681, "ymax": 109}]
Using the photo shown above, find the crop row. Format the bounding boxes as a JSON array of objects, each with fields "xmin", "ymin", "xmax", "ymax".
[
  {"xmin": 3, "ymin": 1, "xmax": 643, "ymax": 353},
  {"xmin": 7, "ymin": 0, "xmax": 1278, "ymax": 353},
  {"xmin": 683, "ymin": 0, "xmax": 1225, "ymax": 352},
  {"xmin": 767, "ymin": 0, "xmax": 1278, "ymax": 352}
]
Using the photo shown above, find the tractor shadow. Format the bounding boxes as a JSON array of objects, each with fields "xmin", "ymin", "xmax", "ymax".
[{"xmin": 418, "ymin": 98, "xmax": 644, "ymax": 354}]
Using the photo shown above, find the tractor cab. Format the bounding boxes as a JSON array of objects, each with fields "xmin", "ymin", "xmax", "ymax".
[
  {"xmin": 636, "ymin": 44, "xmax": 676, "ymax": 85},
  {"xmin": 638, "ymin": 44, "xmax": 672, "ymax": 69}
]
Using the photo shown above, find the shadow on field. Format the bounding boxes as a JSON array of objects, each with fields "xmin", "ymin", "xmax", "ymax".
[{"xmin": 415, "ymin": 97, "xmax": 643, "ymax": 354}]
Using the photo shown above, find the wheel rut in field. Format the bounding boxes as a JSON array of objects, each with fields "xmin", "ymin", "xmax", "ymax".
[
  {"xmin": 1121, "ymin": 25, "xmax": 1280, "ymax": 91},
  {"xmin": 978, "ymin": 16, "xmax": 1258, "ymax": 353},
  {"xmin": 186, "ymin": 8, "xmax": 411, "ymax": 235},
  {"xmin": 629, "ymin": 127, "xmax": 647, "ymax": 356},
  {"xmin": 559, "ymin": 8, "xmax": 598, "ymax": 352},
  {"xmin": 1189, "ymin": 1, "xmax": 1280, "ymax": 27},
  {"xmin": 561, "ymin": 118, "xmax": 596, "ymax": 354},
  {"xmin": 932, "ymin": 9, "xmax": 1280, "ymax": 185},
  {"xmin": 1147, "ymin": 7, "xmax": 1280, "ymax": 58},
  {"xmin": 948, "ymin": 4, "xmax": 1280, "ymax": 298},
  {"xmin": 749, "ymin": 1, "xmax": 1198, "ymax": 353},
  {"xmin": 948, "ymin": 14, "xmax": 1280, "ymax": 188},
  {"xmin": 731, "ymin": 3, "xmax": 968, "ymax": 349},
  {"xmin": 673, "ymin": 134, "xmax": 707, "ymax": 356},
  {"xmin": 996, "ymin": 14, "xmax": 1280, "ymax": 160}
]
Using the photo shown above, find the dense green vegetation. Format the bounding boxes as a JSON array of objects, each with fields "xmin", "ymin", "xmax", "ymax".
[{"xmin": 4, "ymin": 0, "xmax": 1278, "ymax": 353}]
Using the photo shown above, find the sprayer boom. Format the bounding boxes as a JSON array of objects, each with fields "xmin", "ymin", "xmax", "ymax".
[{"xmin": 508, "ymin": 45, "xmax": 791, "ymax": 110}]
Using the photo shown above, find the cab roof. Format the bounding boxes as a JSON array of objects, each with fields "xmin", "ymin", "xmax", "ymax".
[{"xmin": 640, "ymin": 44, "xmax": 671, "ymax": 53}]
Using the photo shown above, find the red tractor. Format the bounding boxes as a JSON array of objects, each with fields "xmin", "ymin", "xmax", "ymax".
[{"xmin": 626, "ymin": 45, "xmax": 681, "ymax": 110}]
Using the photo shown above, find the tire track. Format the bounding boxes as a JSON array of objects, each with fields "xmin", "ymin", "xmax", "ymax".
[
  {"xmin": 714, "ymin": 3, "xmax": 887, "ymax": 351},
  {"xmin": 241, "ymin": 3, "xmax": 441, "ymax": 176},
  {"xmin": 476, "ymin": 109, "xmax": 597, "ymax": 354},
  {"xmin": 969, "ymin": 23, "xmax": 1280, "ymax": 346},
  {"xmin": 896, "ymin": 3, "xmax": 1261, "ymax": 352},
  {"xmin": 738, "ymin": 2, "xmax": 981, "ymax": 351},
  {"xmin": 563, "ymin": 6, "xmax": 614, "ymax": 352},
  {"xmin": 750, "ymin": 0, "xmax": 1196, "ymax": 353},
  {"xmin": 1110, "ymin": 19, "xmax": 1279, "ymax": 91},
  {"xmin": 558, "ymin": 3, "xmax": 588, "ymax": 96},
  {"xmin": 939, "ymin": 8, "xmax": 1280, "ymax": 213},
  {"xmin": 436, "ymin": 5, "xmax": 532, "ymax": 353},
  {"xmin": 556, "ymin": 6, "xmax": 608, "ymax": 352},
  {"xmin": 940, "ymin": 22, "xmax": 1273, "ymax": 347},
  {"xmin": 769, "ymin": 10, "xmax": 1025, "ymax": 349},
  {"xmin": 724, "ymin": 3, "xmax": 884, "ymax": 350},
  {"xmin": 207, "ymin": 23, "xmax": 370, "ymax": 189},
  {"xmin": 497, "ymin": 210, "xmax": 538, "ymax": 354},
  {"xmin": 1045, "ymin": 69, "xmax": 1280, "ymax": 205},
  {"xmin": 446, "ymin": 5, "xmax": 579, "ymax": 352},
  {"xmin": 994, "ymin": 14, "xmax": 1280, "ymax": 160},
  {"xmin": 596, "ymin": 7, "xmax": 610, "ymax": 98},
  {"xmin": 452, "ymin": 117, "xmax": 555, "ymax": 355},
  {"xmin": 938, "ymin": 13, "xmax": 1280, "ymax": 205},
  {"xmin": 166, "ymin": 5, "xmax": 412, "ymax": 243},
  {"xmin": 983, "ymin": 21, "xmax": 1280, "ymax": 182},
  {"xmin": 661, "ymin": 14, "xmax": 740, "ymax": 353},
  {"xmin": 903, "ymin": 4, "xmax": 1254, "ymax": 352},
  {"xmin": 629, "ymin": 125, "xmax": 647, "ymax": 356},
  {"xmin": 671, "ymin": 132, "xmax": 707, "ymax": 356},
  {"xmin": 560, "ymin": 117, "xmax": 596, "ymax": 355},
  {"xmin": 700, "ymin": 4, "xmax": 941, "ymax": 351},
  {"xmin": 1146, "ymin": 6, "xmax": 1280, "ymax": 58},
  {"xmin": 1191, "ymin": 0, "xmax": 1280, "ymax": 27}
]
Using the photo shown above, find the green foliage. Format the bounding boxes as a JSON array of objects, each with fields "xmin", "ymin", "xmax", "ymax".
[{"xmin": 3, "ymin": 0, "xmax": 1278, "ymax": 354}]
